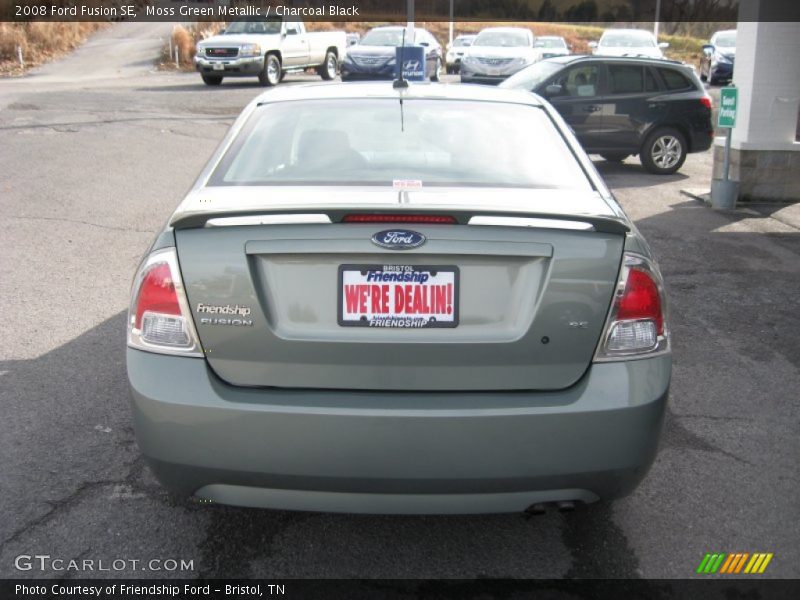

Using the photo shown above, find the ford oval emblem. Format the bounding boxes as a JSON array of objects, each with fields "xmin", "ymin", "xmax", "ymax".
[{"xmin": 371, "ymin": 229, "xmax": 426, "ymax": 250}]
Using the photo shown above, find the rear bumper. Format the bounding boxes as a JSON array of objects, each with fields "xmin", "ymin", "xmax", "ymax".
[{"xmin": 127, "ymin": 349, "xmax": 670, "ymax": 514}]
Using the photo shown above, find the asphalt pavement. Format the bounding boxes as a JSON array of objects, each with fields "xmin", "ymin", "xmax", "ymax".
[{"xmin": 0, "ymin": 23, "xmax": 798, "ymax": 580}]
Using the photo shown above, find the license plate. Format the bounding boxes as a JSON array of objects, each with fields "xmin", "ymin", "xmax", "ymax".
[
  {"xmin": 339, "ymin": 265, "xmax": 459, "ymax": 328},
  {"xmin": 212, "ymin": 63, "xmax": 225, "ymax": 71}
]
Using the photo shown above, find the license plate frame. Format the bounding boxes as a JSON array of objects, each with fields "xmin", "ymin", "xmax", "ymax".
[
  {"xmin": 338, "ymin": 264, "xmax": 459, "ymax": 329},
  {"xmin": 212, "ymin": 62, "xmax": 225, "ymax": 71}
]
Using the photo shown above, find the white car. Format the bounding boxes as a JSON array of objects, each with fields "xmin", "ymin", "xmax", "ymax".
[
  {"xmin": 534, "ymin": 36, "xmax": 571, "ymax": 59},
  {"xmin": 460, "ymin": 27, "xmax": 541, "ymax": 84},
  {"xmin": 445, "ymin": 34, "xmax": 476, "ymax": 74},
  {"xmin": 589, "ymin": 29, "xmax": 668, "ymax": 60}
]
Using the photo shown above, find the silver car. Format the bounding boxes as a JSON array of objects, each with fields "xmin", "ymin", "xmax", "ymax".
[
  {"xmin": 460, "ymin": 27, "xmax": 540, "ymax": 84},
  {"xmin": 127, "ymin": 82, "xmax": 670, "ymax": 514}
]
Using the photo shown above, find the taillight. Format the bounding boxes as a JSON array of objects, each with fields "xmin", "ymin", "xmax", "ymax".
[
  {"xmin": 128, "ymin": 248, "xmax": 203, "ymax": 356},
  {"xmin": 594, "ymin": 253, "xmax": 669, "ymax": 361},
  {"xmin": 342, "ymin": 214, "xmax": 458, "ymax": 224},
  {"xmin": 700, "ymin": 95, "xmax": 713, "ymax": 110}
]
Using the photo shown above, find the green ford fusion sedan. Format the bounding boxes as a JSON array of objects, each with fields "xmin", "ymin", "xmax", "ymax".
[{"xmin": 126, "ymin": 82, "xmax": 670, "ymax": 514}]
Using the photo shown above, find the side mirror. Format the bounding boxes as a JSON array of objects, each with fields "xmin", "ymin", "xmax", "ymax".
[
  {"xmin": 588, "ymin": 41, "xmax": 598, "ymax": 49},
  {"xmin": 219, "ymin": 28, "xmax": 226, "ymax": 35},
  {"xmin": 658, "ymin": 42, "xmax": 670, "ymax": 49},
  {"xmin": 545, "ymin": 84, "xmax": 563, "ymax": 96},
  {"xmin": 349, "ymin": 39, "xmax": 358, "ymax": 46},
  {"xmin": 702, "ymin": 44, "xmax": 714, "ymax": 56}
]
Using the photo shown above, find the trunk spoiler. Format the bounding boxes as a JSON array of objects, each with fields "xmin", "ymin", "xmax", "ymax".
[{"xmin": 170, "ymin": 208, "xmax": 630, "ymax": 235}]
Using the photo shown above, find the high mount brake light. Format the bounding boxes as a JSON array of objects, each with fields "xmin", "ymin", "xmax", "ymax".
[
  {"xmin": 594, "ymin": 253, "xmax": 669, "ymax": 361},
  {"xmin": 342, "ymin": 214, "xmax": 458, "ymax": 224},
  {"xmin": 128, "ymin": 248, "xmax": 203, "ymax": 357}
]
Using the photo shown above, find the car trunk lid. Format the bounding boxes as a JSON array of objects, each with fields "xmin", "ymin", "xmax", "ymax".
[{"xmin": 174, "ymin": 187, "xmax": 626, "ymax": 391}]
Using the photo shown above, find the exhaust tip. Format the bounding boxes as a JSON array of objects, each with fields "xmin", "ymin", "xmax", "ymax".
[
  {"xmin": 557, "ymin": 501, "xmax": 576, "ymax": 513},
  {"xmin": 525, "ymin": 503, "xmax": 547, "ymax": 515}
]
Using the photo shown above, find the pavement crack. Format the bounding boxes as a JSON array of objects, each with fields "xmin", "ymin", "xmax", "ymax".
[
  {"xmin": 0, "ymin": 479, "xmax": 125, "ymax": 550},
  {"xmin": 7, "ymin": 214, "xmax": 154, "ymax": 234},
  {"xmin": 662, "ymin": 409, "xmax": 753, "ymax": 466},
  {"xmin": 2, "ymin": 114, "xmax": 235, "ymax": 132}
]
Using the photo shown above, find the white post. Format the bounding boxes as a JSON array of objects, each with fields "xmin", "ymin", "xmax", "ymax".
[
  {"xmin": 16, "ymin": 45, "xmax": 24, "ymax": 68},
  {"xmin": 175, "ymin": 44, "xmax": 180, "ymax": 68},
  {"xmin": 406, "ymin": 0, "xmax": 415, "ymax": 42},
  {"xmin": 449, "ymin": 0, "xmax": 454, "ymax": 46},
  {"xmin": 653, "ymin": 0, "xmax": 661, "ymax": 39}
]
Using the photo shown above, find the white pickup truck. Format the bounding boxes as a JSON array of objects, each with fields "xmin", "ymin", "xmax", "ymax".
[{"xmin": 195, "ymin": 18, "xmax": 347, "ymax": 86}]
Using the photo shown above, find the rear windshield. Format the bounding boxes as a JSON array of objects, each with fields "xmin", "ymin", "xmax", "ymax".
[
  {"xmin": 714, "ymin": 32, "xmax": 736, "ymax": 47},
  {"xmin": 361, "ymin": 29, "xmax": 404, "ymax": 46},
  {"xmin": 535, "ymin": 38, "xmax": 566, "ymax": 48},
  {"xmin": 473, "ymin": 31, "xmax": 530, "ymax": 47},
  {"xmin": 210, "ymin": 99, "xmax": 590, "ymax": 190},
  {"xmin": 224, "ymin": 18, "xmax": 282, "ymax": 36}
]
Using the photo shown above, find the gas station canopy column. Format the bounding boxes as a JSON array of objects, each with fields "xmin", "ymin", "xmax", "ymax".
[{"xmin": 712, "ymin": 0, "xmax": 800, "ymax": 202}]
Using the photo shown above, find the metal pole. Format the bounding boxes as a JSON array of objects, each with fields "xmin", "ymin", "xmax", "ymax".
[
  {"xmin": 16, "ymin": 45, "xmax": 24, "ymax": 68},
  {"xmin": 654, "ymin": 0, "xmax": 661, "ymax": 39},
  {"xmin": 449, "ymin": 0, "xmax": 454, "ymax": 46},
  {"xmin": 722, "ymin": 127, "xmax": 732, "ymax": 181},
  {"xmin": 406, "ymin": 0, "xmax": 414, "ymax": 41}
]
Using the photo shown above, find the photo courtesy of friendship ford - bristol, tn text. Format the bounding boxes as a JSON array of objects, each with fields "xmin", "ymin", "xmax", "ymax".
[{"xmin": 1, "ymin": 0, "xmax": 799, "ymax": 597}]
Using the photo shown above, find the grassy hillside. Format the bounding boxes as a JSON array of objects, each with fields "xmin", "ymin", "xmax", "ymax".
[{"xmin": 0, "ymin": 22, "xmax": 106, "ymax": 76}]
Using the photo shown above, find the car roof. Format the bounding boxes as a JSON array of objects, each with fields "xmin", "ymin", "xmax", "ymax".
[
  {"xmin": 253, "ymin": 82, "xmax": 544, "ymax": 107},
  {"xmin": 543, "ymin": 54, "xmax": 687, "ymax": 68},
  {"xmin": 600, "ymin": 28, "xmax": 656, "ymax": 37},
  {"xmin": 478, "ymin": 27, "xmax": 531, "ymax": 34},
  {"xmin": 371, "ymin": 25, "xmax": 427, "ymax": 33}
]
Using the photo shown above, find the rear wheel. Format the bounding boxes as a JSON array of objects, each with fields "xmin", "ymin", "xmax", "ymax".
[
  {"xmin": 640, "ymin": 127, "xmax": 687, "ymax": 175},
  {"xmin": 259, "ymin": 53, "xmax": 281, "ymax": 86},
  {"xmin": 318, "ymin": 51, "xmax": 338, "ymax": 80},
  {"xmin": 600, "ymin": 153, "xmax": 629, "ymax": 162},
  {"xmin": 201, "ymin": 74, "xmax": 223, "ymax": 86},
  {"xmin": 430, "ymin": 58, "xmax": 442, "ymax": 82}
]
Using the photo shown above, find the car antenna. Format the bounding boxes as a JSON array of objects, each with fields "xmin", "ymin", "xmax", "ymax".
[{"xmin": 394, "ymin": 28, "xmax": 408, "ymax": 133}]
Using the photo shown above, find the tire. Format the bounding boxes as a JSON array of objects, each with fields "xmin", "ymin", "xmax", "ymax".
[
  {"xmin": 430, "ymin": 58, "xmax": 442, "ymax": 82},
  {"xmin": 258, "ymin": 53, "xmax": 281, "ymax": 86},
  {"xmin": 201, "ymin": 74, "xmax": 223, "ymax": 86},
  {"xmin": 318, "ymin": 51, "xmax": 338, "ymax": 80},
  {"xmin": 600, "ymin": 153, "xmax": 630, "ymax": 162},
  {"xmin": 640, "ymin": 127, "xmax": 687, "ymax": 175}
]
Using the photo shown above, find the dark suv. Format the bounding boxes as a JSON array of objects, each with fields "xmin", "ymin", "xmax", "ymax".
[{"xmin": 500, "ymin": 56, "xmax": 714, "ymax": 174}]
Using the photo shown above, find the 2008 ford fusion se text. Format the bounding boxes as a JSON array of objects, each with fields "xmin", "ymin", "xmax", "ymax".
[{"xmin": 126, "ymin": 79, "xmax": 670, "ymax": 514}]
